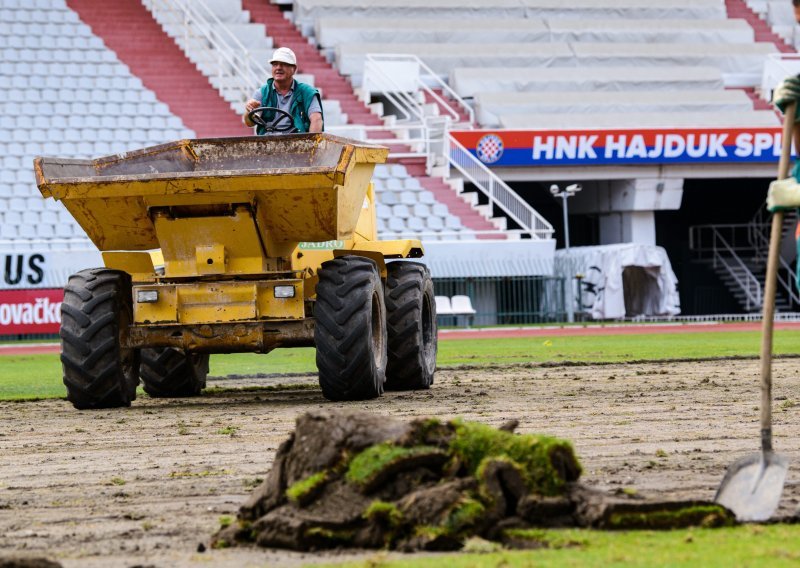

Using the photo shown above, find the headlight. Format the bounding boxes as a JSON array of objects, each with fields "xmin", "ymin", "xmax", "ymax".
[
  {"xmin": 274, "ymin": 285, "xmax": 295, "ymax": 298},
  {"xmin": 137, "ymin": 290, "xmax": 159, "ymax": 303}
]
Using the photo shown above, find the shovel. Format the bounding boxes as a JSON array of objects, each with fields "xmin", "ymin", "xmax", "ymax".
[{"xmin": 714, "ymin": 104, "xmax": 795, "ymax": 522}]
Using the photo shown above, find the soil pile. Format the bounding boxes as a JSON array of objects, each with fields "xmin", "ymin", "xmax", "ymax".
[{"xmin": 213, "ymin": 410, "xmax": 734, "ymax": 551}]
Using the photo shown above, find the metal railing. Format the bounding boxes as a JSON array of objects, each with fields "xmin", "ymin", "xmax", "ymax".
[
  {"xmin": 448, "ymin": 135, "xmax": 554, "ymax": 240},
  {"xmin": 747, "ymin": 207, "xmax": 800, "ymax": 306},
  {"xmin": 689, "ymin": 225, "xmax": 762, "ymax": 310},
  {"xmin": 363, "ymin": 54, "xmax": 474, "ymax": 127},
  {"xmin": 144, "ymin": 0, "xmax": 266, "ymax": 112}
]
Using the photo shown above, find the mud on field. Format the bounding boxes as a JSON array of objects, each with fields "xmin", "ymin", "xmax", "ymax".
[{"xmin": 2, "ymin": 358, "xmax": 800, "ymax": 567}]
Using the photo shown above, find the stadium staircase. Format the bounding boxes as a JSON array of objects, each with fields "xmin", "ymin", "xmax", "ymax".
[
  {"xmin": 65, "ymin": 0, "xmax": 243, "ymax": 137},
  {"xmin": 240, "ymin": 0, "xmax": 505, "ymax": 238},
  {"xmin": 726, "ymin": 0, "xmax": 794, "ymax": 53},
  {"xmin": 725, "ymin": 0, "xmax": 793, "ymax": 112},
  {"xmin": 689, "ymin": 209, "xmax": 799, "ymax": 312}
]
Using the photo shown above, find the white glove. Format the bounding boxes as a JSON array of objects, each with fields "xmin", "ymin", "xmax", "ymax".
[
  {"xmin": 772, "ymin": 75, "xmax": 800, "ymax": 114},
  {"xmin": 767, "ymin": 177, "xmax": 800, "ymax": 211}
]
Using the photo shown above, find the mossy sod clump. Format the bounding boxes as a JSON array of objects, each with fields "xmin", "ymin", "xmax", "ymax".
[{"xmin": 211, "ymin": 410, "xmax": 735, "ymax": 552}]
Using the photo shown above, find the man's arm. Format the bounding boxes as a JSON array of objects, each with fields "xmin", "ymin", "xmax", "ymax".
[{"xmin": 309, "ymin": 112, "xmax": 323, "ymax": 133}]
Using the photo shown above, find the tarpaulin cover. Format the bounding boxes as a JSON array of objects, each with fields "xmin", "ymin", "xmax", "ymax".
[
  {"xmin": 451, "ymin": 66, "xmax": 725, "ymax": 98},
  {"xmin": 295, "ymin": 0, "xmax": 725, "ymax": 26},
  {"xmin": 476, "ymin": 90, "xmax": 753, "ymax": 126},
  {"xmin": 316, "ymin": 17, "xmax": 750, "ymax": 48},
  {"xmin": 569, "ymin": 42, "xmax": 776, "ymax": 75},
  {"xmin": 498, "ymin": 110, "xmax": 780, "ymax": 130},
  {"xmin": 335, "ymin": 42, "xmax": 573, "ymax": 78},
  {"xmin": 522, "ymin": 0, "xmax": 725, "ymax": 20},
  {"xmin": 555, "ymin": 244, "xmax": 680, "ymax": 320},
  {"xmin": 315, "ymin": 18, "xmax": 549, "ymax": 48}
]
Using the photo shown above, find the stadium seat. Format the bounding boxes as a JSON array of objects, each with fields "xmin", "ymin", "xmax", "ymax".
[
  {"xmin": 391, "ymin": 204, "xmax": 410, "ymax": 218},
  {"xmin": 427, "ymin": 215, "xmax": 445, "ymax": 231},
  {"xmin": 412, "ymin": 203, "xmax": 430, "ymax": 217},
  {"xmin": 385, "ymin": 178, "xmax": 403, "ymax": 191},
  {"xmin": 432, "ymin": 203, "xmax": 449, "ymax": 217},
  {"xmin": 407, "ymin": 216, "xmax": 425, "ymax": 232},
  {"xmin": 379, "ymin": 191, "xmax": 399, "ymax": 206},
  {"xmin": 435, "ymin": 295, "xmax": 453, "ymax": 316},
  {"xmin": 419, "ymin": 191, "xmax": 436, "ymax": 205},
  {"xmin": 388, "ymin": 217, "xmax": 406, "ymax": 232}
]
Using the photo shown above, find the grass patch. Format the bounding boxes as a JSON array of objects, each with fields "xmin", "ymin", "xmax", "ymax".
[
  {"xmin": 286, "ymin": 471, "xmax": 329, "ymax": 505},
  {"xmin": 315, "ymin": 525, "xmax": 800, "ymax": 567},
  {"xmin": 4, "ymin": 330, "xmax": 800, "ymax": 401}
]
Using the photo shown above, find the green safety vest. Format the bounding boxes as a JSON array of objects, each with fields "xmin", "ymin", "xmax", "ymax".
[{"xmin": 257, "ymin": 79, "xmax": 323, "ymax": 135}]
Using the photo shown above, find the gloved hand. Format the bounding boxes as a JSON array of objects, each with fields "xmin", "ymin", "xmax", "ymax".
[
  {"xmin": 772, "ymin": 75, "xmax": 800, "ymax": 118},
  {"xmin": 767, "ymin": 177, "xmax": 800, "ymax": 211}
]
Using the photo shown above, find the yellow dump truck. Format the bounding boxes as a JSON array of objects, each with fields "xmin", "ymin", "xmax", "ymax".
[{"xmin": 34, "ymin": 134, "xmax": 437, "ymax": 409}]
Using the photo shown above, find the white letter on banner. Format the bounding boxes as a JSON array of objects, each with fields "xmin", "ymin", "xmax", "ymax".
[
  {"xmin": 686, "ymin": 134, "xmax": 708, "ymax": 158},
  {"xmin": 604, "ymin": 135, "xmax": 626, "ymax": 159},
  {"xmin": 663, "ymin": 134, "xmax": 686, "ymax": 158},
  {"xmin": 648, "ymin": 135, "xmax": 664, "ymax": 158},
  {"xmin": 773, "ymin": 133, "xmax": 782, "ymax": 157},
  {"xmin": 753, "ymin": 132, "xmax": 773, "ymax": 157},
  {"xmin": 533, "ymin": 136, "xmax": 555, "ymax": 160},
  {"xmin": 709, "ymin": 134, "xmax": 728, "ymax": 157},
  {"xmin": 625, "ymin": 135, "xmax": 647, "ymax": 159},
  {"xmin": 735, "ymin": 133, "xmax": 753, "ymax": 157},
  {"xmin": 578, "ymin": 135, "xmax": 598, "ymax": 159},
  {"xmin": 556, "ymin": 136, "xmax": 577, "ymax": 160}
]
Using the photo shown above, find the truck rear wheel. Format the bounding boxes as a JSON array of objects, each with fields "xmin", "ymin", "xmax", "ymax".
[
  {"xmin": 384, "ymin": 262, "xmax": 437, "ymax": 390},
  {"xmin": 140, "ymin": 348, "xmax": 209, "ymax": 398},
  {"xmin": 60, "ymin": 268, "xmax": 139, "ymax": 409},
  {"xmin": 315, "ymin": 255, "xmax": 387, "ymax": 401}
]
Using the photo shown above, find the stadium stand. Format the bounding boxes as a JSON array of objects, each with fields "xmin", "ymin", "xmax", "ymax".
[
  {"xmin": 2, "ymin": 0, "xmax": 793, "ymax": 254},
  {"xmin": 0, "ymin": 0, "xmax": 195, "ymax": 251},
  {"xmin": 0, "ymin": 0, "xmax": 492, "ymax": 248},
  {"xmin": 292, "ymin": 0, "xmax": 782, "ymax": 133}
]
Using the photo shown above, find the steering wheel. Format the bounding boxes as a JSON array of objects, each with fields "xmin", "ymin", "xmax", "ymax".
[{"xmin": 247, "ymin": 106, "xmax": 298, "ymax": 133}]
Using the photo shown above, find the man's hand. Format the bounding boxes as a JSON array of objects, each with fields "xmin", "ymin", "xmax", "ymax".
[
  {"xmin": 772, "ymin": 75, "xmax": 800, "ymax": 116},
  {"xmin": 243, "ymin": 98, "xmax": 260, "ymax": 127},
  {"xmin": 767, "ymin": 177, "xmax": 800, "ymax": 211}
]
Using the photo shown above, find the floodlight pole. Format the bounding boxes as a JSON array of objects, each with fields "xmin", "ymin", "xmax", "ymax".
[{"xmin": 551, "ymin": 184, "xmax": 582, "ymax": 323}]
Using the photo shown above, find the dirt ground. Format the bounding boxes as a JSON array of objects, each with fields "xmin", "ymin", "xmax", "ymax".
[{"xmin": 2, "ymin": 358, "xmax": 800, "ymax": 567}]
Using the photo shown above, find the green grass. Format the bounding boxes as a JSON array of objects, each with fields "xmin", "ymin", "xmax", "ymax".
[
  {"xmin": 312, "ymin": 525, "xmax": 800, "ymax": 568},
  {"xmin": 3, "ymin": 330, "xmax": 800, "ymax": 401}
]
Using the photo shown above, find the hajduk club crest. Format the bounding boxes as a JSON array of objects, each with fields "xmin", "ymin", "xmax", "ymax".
[{"xmin": 476, "ymin": 134, "xmax": 504, "ymax": 164}]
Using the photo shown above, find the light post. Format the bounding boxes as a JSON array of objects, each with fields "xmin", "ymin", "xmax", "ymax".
[{"xmin": 550, "ymin": 183, "xmax": 582, "ymax": 323}]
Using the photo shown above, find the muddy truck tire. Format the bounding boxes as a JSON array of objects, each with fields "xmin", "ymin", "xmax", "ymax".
[
  {"xmin": 384, "ymin": 261, "xmax": 437, "ymax": 390},
  {"xmin": 140, "ymin": 348, "xmax": 209, "ymax": 398},
  {"xmin": 314, "ymin": 256, "xmax": 387, "ymax": 401},
  {"xmin": 60, "ymin": 268, "xmax": 140, "ymax": 409}
]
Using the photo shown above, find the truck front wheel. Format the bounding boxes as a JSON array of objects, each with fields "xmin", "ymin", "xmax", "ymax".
[
  {"xmin": 315, "ymin": 255, "xmax": 387, "ymax": 401},
  {"xmin": 140, "ymin": 348, "xmax": 209, "ymax": 398},
  {"xmin": 60, "ymin": 268, "xmax": 140, "ymax": 409}
]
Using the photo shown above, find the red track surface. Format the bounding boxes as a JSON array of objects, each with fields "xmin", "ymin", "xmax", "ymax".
[{"xmin": 5, "ymin": 321, "xmax": 800, "ymax": 356}]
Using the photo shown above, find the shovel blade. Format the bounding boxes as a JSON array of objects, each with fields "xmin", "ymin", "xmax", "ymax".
[{"xmin": 715, "ymin": 451, "xmax": 789, "ymax": 522}]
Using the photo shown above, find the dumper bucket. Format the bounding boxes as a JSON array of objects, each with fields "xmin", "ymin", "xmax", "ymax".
[{"xmin": 34, "ymin": 134, "xmax": 389, "ymax": 251}]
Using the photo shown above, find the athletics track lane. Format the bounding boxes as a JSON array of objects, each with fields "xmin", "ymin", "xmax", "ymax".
[{"xmin": 4, "ymin": 321, "xmax": 800, "ymax": 356}]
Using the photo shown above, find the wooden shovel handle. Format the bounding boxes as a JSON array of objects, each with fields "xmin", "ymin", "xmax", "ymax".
[{"xmin": 761, "ymin": 102, "xmax": 796, "ymax": 452}]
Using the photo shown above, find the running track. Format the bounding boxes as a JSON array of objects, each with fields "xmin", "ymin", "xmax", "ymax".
[{"xmin": 4, "ymin": 321, "xmax": 800, "ymax": 356}]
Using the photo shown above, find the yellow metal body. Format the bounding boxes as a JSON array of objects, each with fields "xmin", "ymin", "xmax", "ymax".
[{"xmin": 35, "ymin": 134, "xmax": 424, "ymax": 353}]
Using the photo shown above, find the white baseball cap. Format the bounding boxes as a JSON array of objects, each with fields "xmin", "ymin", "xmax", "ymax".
[{"xmin": 270, "ymin": 47, "xmax": 297, "ymax": 66}]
